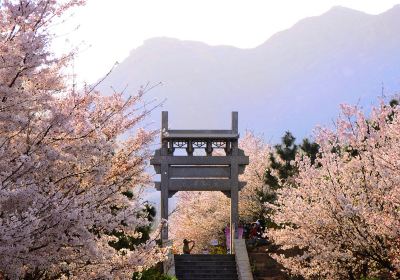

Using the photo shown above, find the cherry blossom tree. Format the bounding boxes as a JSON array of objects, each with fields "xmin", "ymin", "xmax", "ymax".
[
  {"xmin": 170, "ymin": 132, "xmax": 272, "ymax": 252},
  {"xmin": 0, "ymin": 1, "xmax": 165, "ymax": 278},
  {"xmin": 270, "ymin": 102, "xmax": 400, "ymax": 279},
  {"xmin": 236, "ymin": 132, "xmax": 273, "ymax": 224},
  {"xmin": 170, "ymin": 191, "xmax": 230, "ymax": 253}
]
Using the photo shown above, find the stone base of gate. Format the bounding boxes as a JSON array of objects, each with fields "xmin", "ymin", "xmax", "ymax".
[{"xmin": 162, "ymin": 239, "xmax": 175, "ymax": 277}]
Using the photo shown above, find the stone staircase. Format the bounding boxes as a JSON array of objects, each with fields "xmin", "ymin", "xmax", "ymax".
[
  {"xmin": 247, "ymin": 242, "xmax": 303, "ymax": 280},
  {"xmin": 174, "ymin": 254, "xmax": 238, "ymax": 280}
]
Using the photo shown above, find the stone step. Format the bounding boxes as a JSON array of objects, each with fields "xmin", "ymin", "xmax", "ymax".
[
  {"xmin": 175, "ymin": 268, "xmax": 236, "ymax": 273},
  {"xmin": 175, "ymin": 266, "xmax": 236, "ymax": 272},
  {"xmin": 175, "ymin": 278, "xmax": 237, "ymax": 280},
  {"xmin": 175, "ymin": 260, "xmax": 236, "ymax": 266},
  {"xmin": 253, "ymin": 269, "xmax": 286, "ymax": 277},
  {"xmin": 246, "ymin": 241, "xmax": 304, "ymax": 280},
  {"xmin": 176, "ymin": 272, "xmax": 238, "ymax": 276},
  {"xmin": 175, "ymin": 275, "xmax": 237, "ymax": 280},
  {"xmin": 176, "ymin": 268, "xmax": 236, "ymax": 274},
  {"xmin": 175, "ymin": 273, "xmax": 238, "ymax": 277},
  {"xmin": 174, "ymin": 254, "xmax": 235, "ymax": 260},
  {"xmin": 175, "ymin": 254, "xmax": 238, "ymax": 280},
  {"xmin": 175, "ymin": 273, "xmax": 239, "ymax": 279}
]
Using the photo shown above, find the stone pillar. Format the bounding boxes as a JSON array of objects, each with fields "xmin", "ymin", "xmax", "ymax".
[
  {"xmin": 161, "ymin": 163, "xmax": 169, "ymax": 241},
  {"xmin": 161, "ymin": 111, "xmax": 169, "ymax": 242},
  {"xmin": 230, "ymin": 112, "xmax": 239, "ymax": 253},
  {"xmin": 230, "ymin": 186, "xmax": 239, "ymax": 254}
]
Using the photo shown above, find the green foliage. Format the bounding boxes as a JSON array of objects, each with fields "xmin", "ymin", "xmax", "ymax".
[
  {"xmin": 209, "ymin": 245, "xmax": 227, "ymax": 255},
  {"xmin": 109, "ymin": 203, "xmax": 156, "ymax": 250},
  {"xmin": 132, "ymin": 267, "xmax": 177, "ymax": 280},
  {"xmin": 263, "ymin": 131, "xmax": 319, "ymax": 228},
  {"xmin": 108, "ymin": 190, "xmax": 157, "ymax": 251},
  {"xmin": 387, "ymin": 98, "xmax": 399, "ymax": 123},
  {"xmin": 389, "ymin": 98, "xmax": 399, "ymax": 108},
  {"xmin": 250, "ymin": 260, "xmax": 257, "ymax": 273},
  {"xmin": 300, "ymin": 138, "xmax": 320, "ymax": 165},
  {"xmin": 359, "ymin": 277, "xmax": 380, "ymax": 280}
]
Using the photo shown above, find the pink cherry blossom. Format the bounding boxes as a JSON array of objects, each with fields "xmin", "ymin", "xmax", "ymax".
[
  {"xmin": 270, "ymin": 101, "xmax": 400, "ymax": 279},
  {"xmin": 0, "ymin": 1, "xmax": 165, "ymax": 278}
]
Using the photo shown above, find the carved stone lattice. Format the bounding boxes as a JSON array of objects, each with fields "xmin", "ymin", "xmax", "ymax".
[
  {"xmin": 169, "ymin": 140, "xmax": 229, "ymax": 151},
  {"xmin": 173, "ymin": 141, "xmax": 187, "ymax": 149},
  {"xmin": 193, "ymin": 141, "xmax": 207, "ymax": 148},
  {"xmin": 212, "ymin": 141, "xmax": 227, "ymax": 149}
]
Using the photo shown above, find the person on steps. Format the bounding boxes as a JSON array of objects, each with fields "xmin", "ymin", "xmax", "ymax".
[{"xmin": 183, "ymin": 239, "xmax": 195, "ymax": 254}]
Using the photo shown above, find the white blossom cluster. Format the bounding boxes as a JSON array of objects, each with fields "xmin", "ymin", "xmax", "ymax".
[
  {"xmin": 0, "ymin": 1, "xmax": 166, "ymax": 278},
  {"xmin": 270, "ymin": 102, "xmax": 400, "ymax": 279}
]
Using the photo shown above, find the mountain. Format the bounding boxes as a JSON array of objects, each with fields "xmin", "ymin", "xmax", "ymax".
[{"xmin": 99, "ymin": 5, "xmax": 400, "ymax": 141}]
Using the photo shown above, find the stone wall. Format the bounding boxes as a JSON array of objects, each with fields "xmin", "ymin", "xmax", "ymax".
[{"xmin": 234, "ymin": 239, "xmax": 254, "ymax": 280}]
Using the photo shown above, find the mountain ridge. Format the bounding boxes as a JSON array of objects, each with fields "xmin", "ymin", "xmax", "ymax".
[{"xmin": 100, "ymin": 5, "xmax": 400, "ymax": 140}]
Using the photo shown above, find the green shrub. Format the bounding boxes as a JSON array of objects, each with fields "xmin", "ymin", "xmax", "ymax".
[
  {"xmin": 209, "ymin": 245, "xmax": 227, "ymax": 255},
  {"xmin": 132, "ymin": 267, "xmax": 177, "ymax": 280}
]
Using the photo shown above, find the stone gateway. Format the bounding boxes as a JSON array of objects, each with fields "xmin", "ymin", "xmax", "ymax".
[{"xmin": 150, "ymin": 111, "xmax": 249, "ymax": 253}]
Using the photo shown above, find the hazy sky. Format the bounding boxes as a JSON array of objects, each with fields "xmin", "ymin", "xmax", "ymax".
[{"xmin": 54, "ymin": 0, "xmax": 400, "ymax": 83}]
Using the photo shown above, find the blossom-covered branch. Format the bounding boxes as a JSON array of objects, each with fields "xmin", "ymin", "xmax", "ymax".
[
  {"xmin": 270, "ymin": 102, "xmax": 400, "ymax": 279},
  {"xmin": 0, "ymin": 1, "xmax": 165, "ymax": 278}
]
